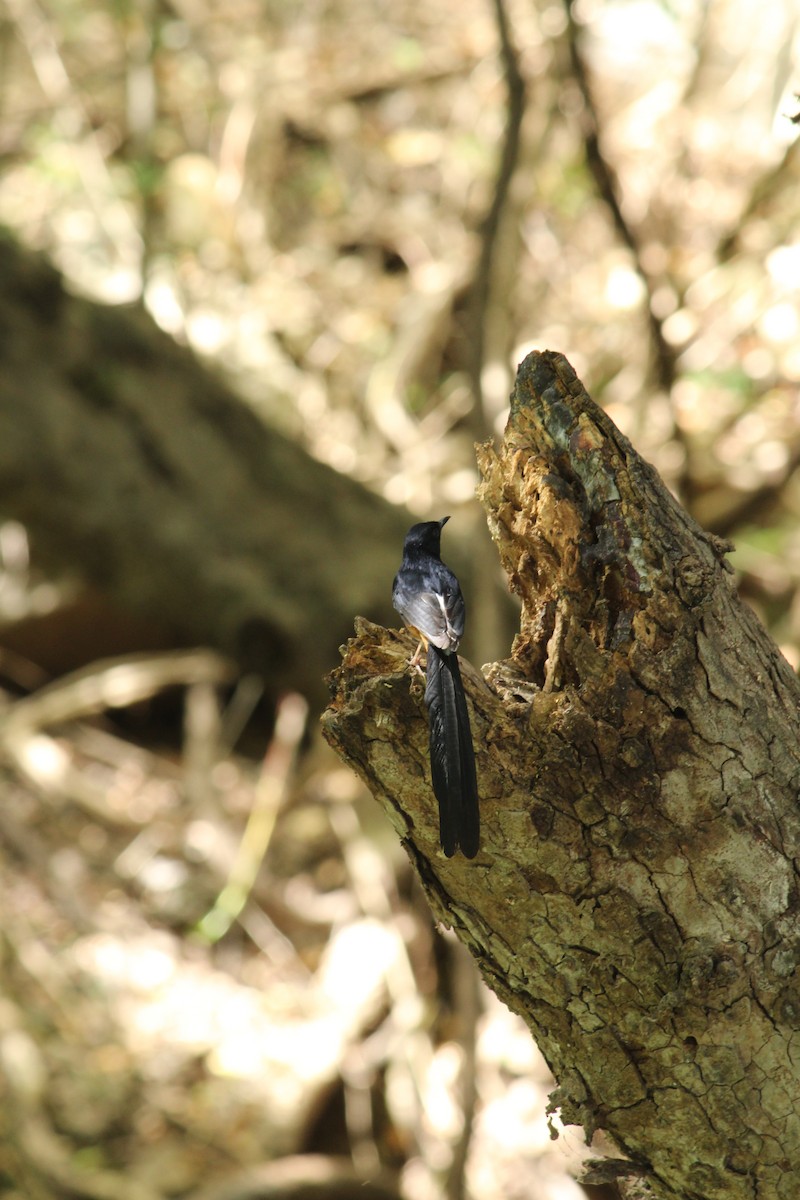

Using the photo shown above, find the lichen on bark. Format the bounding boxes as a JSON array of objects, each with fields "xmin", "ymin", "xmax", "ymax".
[{"xmin": 323, "ymin": 350, "xmax": 800, "ymax": 1200}]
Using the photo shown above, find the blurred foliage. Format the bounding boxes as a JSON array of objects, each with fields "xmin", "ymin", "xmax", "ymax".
[
  {"xmin": 0, "ymin": 659, "xmax": 592, "ymax": 1200},
  {"xmin": 0, "ymin": 0, "xmax": 799, "ymax": 1195},
  {"xmin": 2, "ymin": 0, "xmax": 798, "ymax": 639}
]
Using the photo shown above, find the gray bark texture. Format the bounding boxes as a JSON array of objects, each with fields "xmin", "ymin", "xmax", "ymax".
[
  {"xmin": 323, "ymin": 351, "xmax": 800, "ymax": 1200},
  {"xmin": 0, "ymin": 233, "xmax": 410, "ymax": 697}
]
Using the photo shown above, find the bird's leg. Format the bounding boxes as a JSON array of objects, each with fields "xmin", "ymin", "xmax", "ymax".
[{"xmin": 408, "ymin": 636, "xmax": 427, "ymax": 677}]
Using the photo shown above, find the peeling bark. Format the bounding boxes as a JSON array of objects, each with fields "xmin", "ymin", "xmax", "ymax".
[{"xmin": 323, "ymin": 351, "xmax": 800, "ymax": 1200}]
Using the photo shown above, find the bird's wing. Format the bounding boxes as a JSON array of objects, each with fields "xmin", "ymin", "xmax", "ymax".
[
  {"xmin": 395, "ymin": 587, "xmax": 462, "ymax": 651},
  {"xmin": 394, "ymin": 588, "xmax": 450, "ymax": 649},
  {"xmin": 441, "ymin": 584, "xmax": 465, "ymax": 642}
]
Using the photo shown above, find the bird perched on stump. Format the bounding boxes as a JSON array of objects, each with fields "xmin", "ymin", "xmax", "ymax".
[{"xmin": 392, "ymin": 517, "xmax": 479, "ymax": 858}]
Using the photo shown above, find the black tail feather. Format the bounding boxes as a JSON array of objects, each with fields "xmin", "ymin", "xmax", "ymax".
[{"xmin": 425, "ymin": 646, "xmax": 479, "ymax": 858}]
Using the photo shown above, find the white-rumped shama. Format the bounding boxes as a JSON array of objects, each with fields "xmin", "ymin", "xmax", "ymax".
[{"xmin": 392, "ymin": 517, "xmax": 479, "ymax": 858}]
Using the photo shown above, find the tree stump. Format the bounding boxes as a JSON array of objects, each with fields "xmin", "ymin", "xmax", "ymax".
[{"xmin": 323, "ymin": 350, "xmax": 800, "ymax": 1200}]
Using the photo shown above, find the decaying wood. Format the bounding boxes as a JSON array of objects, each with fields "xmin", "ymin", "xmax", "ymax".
[
  {"xmin": 323, "ymin": 350, "xmax": 800, "ymax": 1200},
  {"xmin": 0, "ymin": 234, "xmax": 410, "ymax": 697}
]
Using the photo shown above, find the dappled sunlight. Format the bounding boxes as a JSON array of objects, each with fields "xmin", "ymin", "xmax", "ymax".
[
  {"xmin": 0, "ymin": 649, "xmax": 595, "ymax": 1196},
  {"xmin": 1, "ymin": 0, "xmax": 799, "ymax": 1193}
]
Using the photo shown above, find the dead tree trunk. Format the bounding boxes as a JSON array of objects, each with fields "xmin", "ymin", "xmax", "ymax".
[{"xmin": 323, "ymin": 350, "xmax": 800, "ymax": 1200}]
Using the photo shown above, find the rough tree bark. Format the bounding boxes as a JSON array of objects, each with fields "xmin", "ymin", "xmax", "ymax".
[
  {"xmin": 0, "ymin": 233, "xmax": 410, "ymax": 696},
  {"xmin": 323, "ymin": 351, "xmax": 800, "ymax": 1200}
]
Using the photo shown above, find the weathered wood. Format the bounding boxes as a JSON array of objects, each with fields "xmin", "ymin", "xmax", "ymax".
[
  {"xmin": 0, "ymin": 233, "xmax": 410, "ymax": 697},
  {"xmin": 323, "ymin": 350, "xmax": 800, "ymax": 1200}
]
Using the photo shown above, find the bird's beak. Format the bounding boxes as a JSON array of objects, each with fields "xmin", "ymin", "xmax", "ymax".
[{"xmin": 439, "ymin": 515, "xmax": 450, "ymax": 528}]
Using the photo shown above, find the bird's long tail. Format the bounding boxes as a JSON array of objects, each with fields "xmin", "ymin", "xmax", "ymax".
[{"xmin": 425, "ymin": 646, "xmax": 479, "ymax": 858}]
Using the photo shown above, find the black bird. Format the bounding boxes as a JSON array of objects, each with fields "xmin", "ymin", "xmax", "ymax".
[{"xmin": 392, "ymin": 517, "xmax": 479, "ymax": 858}]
